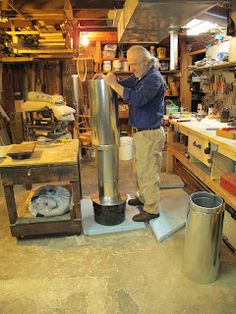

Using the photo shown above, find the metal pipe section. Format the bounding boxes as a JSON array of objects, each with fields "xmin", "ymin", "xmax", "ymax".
[
  {"xmin": 71, "ymin": 74, "xmax": 80, "ymax": 121},
  {"xmin": 89, "ymin": 79, "xmax": 119, "ymax": 147},
  {"xmin": 88, "ymin": 79, "xmax": 122, "ymax": 206},
  {"xmin": 183, "ymin": 192, "xmax": 224, "ymax": 284}
]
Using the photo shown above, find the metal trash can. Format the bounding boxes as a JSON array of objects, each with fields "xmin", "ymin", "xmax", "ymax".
[{"xmin": 183, "ymin": 191, "xmax": 224, "ymax": 284}]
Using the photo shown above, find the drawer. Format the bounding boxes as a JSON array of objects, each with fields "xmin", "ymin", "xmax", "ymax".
[
  {"xmin": 0, "ymin": 164, "xmax": 79, "ymax": 185},
  {"xmin": 188, "ymin": 134, "xmax": 211, "ymax": 167}
]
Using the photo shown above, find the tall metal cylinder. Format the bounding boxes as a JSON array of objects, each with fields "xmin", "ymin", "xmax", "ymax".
[
  {"xmin": 72, "ymin": 74, "xmax": 80, "ymax": 121},
  {"xmin": 96, "ymin": 146, "xmax": 120, "ymax": 205},
  {"xmin": 88, "ymin": 79, "xmax": 126, "ymax": 225},
  {"xmin": 183, "ymin": 191, "xmax": 224, "ymax": 284},
  {"xmin": 89, "ymin": 79, "xmax": 119, "ymax": 147}
]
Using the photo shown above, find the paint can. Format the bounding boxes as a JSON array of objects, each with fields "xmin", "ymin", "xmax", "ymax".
[{"xmin": 157, "ymin": 47, "xmax": 166, "ymax": 59}]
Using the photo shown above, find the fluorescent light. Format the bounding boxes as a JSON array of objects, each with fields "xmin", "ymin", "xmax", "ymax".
[
  {"xmin": 81, "ymin": 33, "xmax": 89, "ymax": 47},
  {"xmin": 183, "ymin": 19, "xmax": 202, "ymax": 29},
  {"xmin": 183, "ymin": 18, "xmax": 219, "ymax": 36},
  {"xmin": 0, "ymin": 16, "xmax": 8, "ymax": 23},
  {"xmin": 187, "ymin": 21, "xmax": 218, "ymax": 36}
]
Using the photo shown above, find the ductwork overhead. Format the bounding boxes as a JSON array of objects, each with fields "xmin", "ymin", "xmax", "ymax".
[{"xmin": 118, "ymin": 0, "xmax": 222, "ymax": 43}]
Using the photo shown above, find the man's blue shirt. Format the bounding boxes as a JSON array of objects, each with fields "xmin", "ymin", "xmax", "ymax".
[{"xmin": 119, "ymin": 66, "xmax": 166, "ymax": 129}]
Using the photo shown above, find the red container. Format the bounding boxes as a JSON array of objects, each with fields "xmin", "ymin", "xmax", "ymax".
[{"xmin": 220, "ymin": 173, "xmax": 236, "ymax": 196}]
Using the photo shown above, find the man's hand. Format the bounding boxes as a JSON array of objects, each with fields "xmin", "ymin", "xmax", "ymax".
[
  {"xmin": 92, "ymin": 73, "xmax": 104, "ymax": 80},
  {"xmin": 104, "ymin": 72, "xmax": 117, "ymax": 87}
]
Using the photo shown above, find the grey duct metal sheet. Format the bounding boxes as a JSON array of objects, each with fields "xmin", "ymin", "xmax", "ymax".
[
  {"xmin": 71, "ymin": 75, "xmax": 80, "ymax": 121},
  {"xmin": 88, "ymin": 79, "xmax": 119, "ymax": 147},
  {"xmin": 88, "ymin": 79, "xmax": 121, "ymax": 206},
  {"xmin": 118, "ymin": 0, "xmax": 221, "ymax": 43}
]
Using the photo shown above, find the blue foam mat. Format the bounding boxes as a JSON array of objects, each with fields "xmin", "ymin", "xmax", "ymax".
[
  {"xmin": 160, "ymin": 172, "xmax": 185, "ymax": 189},
  {"xmin": 149, "ymin": 189, "xmax": 189, "ymax": 242},
  {"xmin": 81, "ymin": 196, "xmax": 146, "ymax": 236},
  {"xmin": 81, "ymin": 189, "xmax": 188, "ymax": 240}
]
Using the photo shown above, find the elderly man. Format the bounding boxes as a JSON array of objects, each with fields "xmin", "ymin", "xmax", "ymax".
[{"xmin": 104, "ymin": 45, "xmax": 166, "ymax": 222}]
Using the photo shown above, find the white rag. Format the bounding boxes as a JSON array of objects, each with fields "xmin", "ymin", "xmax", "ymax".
[{"xmin": 21, "ymin": 101, "xmax": 75, "ymax": 121}]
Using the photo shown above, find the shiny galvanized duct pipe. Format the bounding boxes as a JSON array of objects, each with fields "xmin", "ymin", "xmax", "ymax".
[
  {"xmin": 88, "ymin": 79, "xmax": 126, "ymax": 225},
  {"xmin": 71, "ymin": 74, "xmax": 80, "ymax": 121}
]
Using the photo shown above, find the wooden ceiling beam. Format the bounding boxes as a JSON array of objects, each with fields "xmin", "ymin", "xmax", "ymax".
[
  {"xmin": 7, "ymin": 13, "xmax": 66, "ymax": 22},
  {"xmin": 6, "ymin": 30, "xmax": 116, "ymax": 39},
  {"xmin": 6, "ymin": 0, "xmax": 30, "ymax": 21},
  {"xmin": 13, "ymin": 48, "xmax": 74, "ymax": 54},
  {"xmin": 39, "ymin": 43, "xmax": 66, "ymax": 47},
  {"xmin": 0, "ymin": 57, "xmax": 34, "ymax": 62},
  {"xmin": 73, "ymin": 17, "xmax": 113, "ymax": 21},
  {"xmin": 39, "ymin": 32, "xmax": 63, "ymax": 37},
  {"xmin": 6, "ymin": 15, "xmax": 113, "ymax": 22},
  {"xmin": 10, "ymin": 21, "xmax": 18, "ymax": 45},
  {"xmin": 38, "ymin": 38, "xmax": 65, "ymax": 43},
  {"xmin": 0, "ymin": 20, "xmax": 33, "ymax": 28},
  {"xmin": 34, "ymin": 54, "xmax": 73, "ymax": 59},
  {"xmin": 64, "ymin": 0, "xmax": 73, "ymax": 20},
  {"xmin": 6, "ymin": 30, "xmax": 39, "ymax": 35},
  {"xmin": 70, "ymin": 1, "xmax": 125, "ymax": 9},
  {"xmin": 86, "ymin": 31, "xmax": 117, "ymax": 43}
]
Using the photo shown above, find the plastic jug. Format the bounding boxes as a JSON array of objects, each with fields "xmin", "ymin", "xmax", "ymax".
[{"xmin": 165, "ymin": 100, "xmax": 179, "ymax": 115}]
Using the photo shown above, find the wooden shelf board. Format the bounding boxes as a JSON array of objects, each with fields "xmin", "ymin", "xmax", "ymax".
[
  {"xmin": 168, "ymin": 143, "xmax": 236, "ymax": 210},
  {"xmin": 165, "ymin": 95, "xmax": 180, "ymax": 98},
  {"xmin": 160, "ymin": 70, "xmax": 180, "ymax": 73},
  {"xmin": 187, "ymin": 49, "xmax": 206, "ymax": 56},
  {"xmin": 103, "ymin": 71, "xmax": 131, "ymax": 74},
  {"xmin": 168, "ymin": 142, "xmax": 186, "ymax": 153},
  {"xmin": 188, "ymin": 62, "xmax": 236, "ymax": 71},
  {"xmin": 102, "ymin": 58, "xmax": 127, "ymax": 61},
  {"xmin": 16, "ymin": 213, "xmax": 71, "ymax": 224}
]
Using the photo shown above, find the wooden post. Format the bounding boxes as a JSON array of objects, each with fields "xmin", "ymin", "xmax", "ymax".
[
  {"xmin": 71, "ymin": 181, "xmax": 81, "ymax": 220},
  {"xmin": 170, "ymin": 31, "xmax": 178, "ymax": 70},
  {"xmin": 4, "ymin": 185, "xmax": 18, "ymax": 224},
  {"xmin": 95, "ymin": 40, "xmax": 101, "ymax": 73},
  {"xmin": 179, "ymin": 37, "xmax": 192, "ymax": 111},
  {"xmin": 166, "ymin": 125, "xmax": 174, "ymax": 173},
  {"xmin": 0, "ymin": 63, "xmax": 2, "ymax": 104}
]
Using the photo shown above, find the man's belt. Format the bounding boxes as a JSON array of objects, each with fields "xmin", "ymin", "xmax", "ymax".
[{"xmin": 136, "ymin": 126, "xmax": 160, "ymax": 132}]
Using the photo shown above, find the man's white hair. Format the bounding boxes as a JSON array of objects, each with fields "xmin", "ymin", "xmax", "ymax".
[{"xmin": 127, "ymin": 45, "xmax": 160, "ymax": 69}]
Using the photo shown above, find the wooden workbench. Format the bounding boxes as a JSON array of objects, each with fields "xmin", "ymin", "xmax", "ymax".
[
  {"xmin": 167, "ymin": 117, "xmax": 236, "ymax": 210},
  {"xmin": 0, "ymin": 139, "xmax": 82, "ymax": 238}
]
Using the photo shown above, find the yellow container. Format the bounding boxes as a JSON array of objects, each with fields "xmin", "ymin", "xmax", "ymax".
[{"xmin": 157, "ymin": 47, "xmax": 166, "ymax": 59}]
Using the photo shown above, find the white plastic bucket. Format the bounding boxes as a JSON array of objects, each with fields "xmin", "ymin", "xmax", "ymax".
[{"xmin": 119, "ymin": 136, "xmax": 133, "ymax": 160}]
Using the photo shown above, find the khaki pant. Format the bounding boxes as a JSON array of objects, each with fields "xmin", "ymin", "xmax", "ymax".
[{"xmin": 133, "ymin": 127, "xmax": 165, "ymax": 214}]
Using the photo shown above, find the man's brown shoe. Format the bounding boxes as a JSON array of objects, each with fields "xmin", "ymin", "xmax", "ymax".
[
  {"xmin": 132, "ymin": 211, "xmax": 160, "ymax": 222},
  {"xmin": 128, "ymin": 197, "xmax": 144, "ymax": 206}
]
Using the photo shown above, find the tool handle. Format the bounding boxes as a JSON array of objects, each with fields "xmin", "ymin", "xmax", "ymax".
[{"xmin": 222, "ymin": 127, "xmax": 236, "ymax": 131}]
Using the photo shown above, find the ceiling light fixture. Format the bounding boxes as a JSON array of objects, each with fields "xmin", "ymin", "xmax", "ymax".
[
  {"xmin": 183, "ymin": 19, "xmax": 202, "ymax": 29},
  {"xmin": 0, "ymin": 10, "xmax": 8, "ymax": 23},
  {"xmin": 183, "ymin": 19, "xmax": 219, "ymax": 36},
  {"xmin": 81, "ymin": 33, "xmax": 89, "ymax": 47}
]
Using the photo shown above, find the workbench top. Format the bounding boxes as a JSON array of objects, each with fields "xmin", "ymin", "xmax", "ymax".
[
  {"xmin": 0, "ymin": 139, "xmax": 79, "ymax": 168},
  {"xmin": 167, "ymin": 117, "xmax": 236, "ymax": 211},
  {"xmin": 171, "ymin": 117, "xmax": 236, "ymax": 151}
]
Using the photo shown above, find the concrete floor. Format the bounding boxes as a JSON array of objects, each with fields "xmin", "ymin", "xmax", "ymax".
[{"xmin": 0, "ymin": 157, "xmax": 236, "ymax": 314}]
